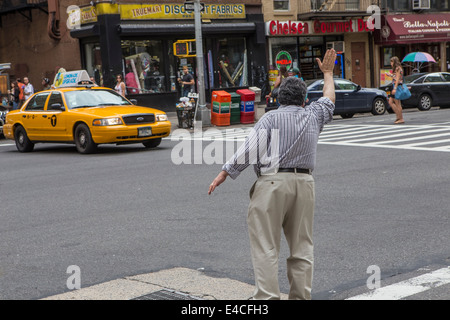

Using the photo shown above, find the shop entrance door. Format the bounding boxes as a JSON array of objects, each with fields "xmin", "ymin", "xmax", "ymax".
[{"xmin": 351, "ymin": 42, "xmax": 366, "ymax": 87}]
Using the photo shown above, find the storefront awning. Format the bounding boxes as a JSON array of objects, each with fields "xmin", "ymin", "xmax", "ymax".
[
  {"xmin": 375, "ymin": 14, "xmax": 450, "ymax": 45},
  {"xmin": 117, "ymin": 22, "xmax": 256, "ymax": 36},
  {"xmin": 70, "ymin": 24, "xmax": 100, "ymax": 38}
]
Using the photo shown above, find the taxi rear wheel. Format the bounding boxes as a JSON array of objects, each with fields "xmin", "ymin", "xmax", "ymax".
[
  {"xmin": 143, "ymin": 138, "xmax": 162, "ymax": 148},
  {"xmin": 75, "ymin": 124, "xmax": 97, "ymax": 154},
  {"xmin": 15, "ymin": 125, "xmax": 34, "ymax": 152}
]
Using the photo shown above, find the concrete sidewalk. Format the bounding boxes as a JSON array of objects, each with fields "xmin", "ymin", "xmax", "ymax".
[{"xmin": 42, "ymin": 267, "xmax": 288, "ymax": 300}]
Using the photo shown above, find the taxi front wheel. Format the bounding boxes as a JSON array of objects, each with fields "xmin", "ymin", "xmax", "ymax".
[
  {"xmin": 75, "ymin": 124, "xmax": 97, "ymax": 154},
  {"xmin": 15, "ymin": 125, "xmax": 34, "ymax": 152}
]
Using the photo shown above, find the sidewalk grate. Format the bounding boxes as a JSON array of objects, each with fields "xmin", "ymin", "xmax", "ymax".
[{"xmin": 132, "ymin": 289, "xmax": 204, "ymax": 300}]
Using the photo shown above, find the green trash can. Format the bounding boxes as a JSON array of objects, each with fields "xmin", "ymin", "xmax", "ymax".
[{"xmin": 230, "ymin": 92, "xmax": 241, "ymax": 125}]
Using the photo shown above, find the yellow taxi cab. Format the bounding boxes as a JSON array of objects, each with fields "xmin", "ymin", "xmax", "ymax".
[{"xmin": 3, "ymin": 70, "xmax": 171, "ymax": 154}]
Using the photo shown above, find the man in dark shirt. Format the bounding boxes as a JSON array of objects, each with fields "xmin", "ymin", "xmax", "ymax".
[{"xmin": 178, "ymin": 66, "xmax": 195, "ymax": 97}]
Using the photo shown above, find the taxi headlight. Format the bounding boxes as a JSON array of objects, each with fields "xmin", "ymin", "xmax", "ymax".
[
  {"xmin": 156, "ymin": 114, "xmax": 168, "ymax": 122},
  {"xmin": 92, "ymin": 117, "xmax": 123, "ymax": 126}
]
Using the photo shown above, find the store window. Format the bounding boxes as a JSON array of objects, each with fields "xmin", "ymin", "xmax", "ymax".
[
  {"xmin": 299, "ymin": 37, "xmax": 323, "ymax": 80},
  {"xmin": 431, "ymin": 0, "xmax": 450, "ymax": 10},
  {"xmin": 215, "ymin": 37, "xmax": 248, "ymax": 88},
  {"xmin": 386, "ymin": 0, "xmax": 410, "ymax": 11},
  {"xmin": 269, "ymin": 37, "xmax": 298, "ymax": 71},
  {"xmin": 84, "ymin": 43, "xmax": 103, "ymax": 86},
  {"xmin": 274, "ymin": 0, "xmax": 289, "ymax": 10},
  {"xmin": 382, "ymin": 48, "xmax": 394, "ymax": 68},
  {"xmin": 121, "ymin": 40, "xmax": 171, "ymax": 94},
  {"xmin": 345, "ymin": 0, "xmax": 359, "ymax": 10}
]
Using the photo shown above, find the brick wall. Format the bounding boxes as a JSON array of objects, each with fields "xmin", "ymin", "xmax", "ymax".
[{"xmin": 0, "ymin": 0, "xmax": 82, "ymax": 90}]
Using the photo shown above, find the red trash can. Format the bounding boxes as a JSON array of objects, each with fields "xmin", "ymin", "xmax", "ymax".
[{"xmin": 237, "ymin": 89, "xmax": 255, "ymax": 124}]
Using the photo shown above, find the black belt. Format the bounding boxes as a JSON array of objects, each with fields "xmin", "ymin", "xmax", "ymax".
[{"xmin": 278, "ymin": 168, "xmax": 311, "ymax": 174}]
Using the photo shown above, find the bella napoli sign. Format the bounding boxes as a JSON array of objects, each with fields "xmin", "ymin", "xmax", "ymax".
[{"xmin": 392, "ymin": 16, "xmax": 450, "ymax": 34}]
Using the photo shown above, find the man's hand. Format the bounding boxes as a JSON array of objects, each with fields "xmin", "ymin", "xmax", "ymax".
[
  {"xmin": 316, "ymin": 49, "xmax": 337, "ymax": 103},
  {"xmin": 316, "ymin": 49, "xmax": 337, "ymax": 75},
  {"xmin": 208, "ymin": 171, "xmax": 229, "ymax": 195}
]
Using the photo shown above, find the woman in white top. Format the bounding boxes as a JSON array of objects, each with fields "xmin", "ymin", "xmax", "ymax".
[{"xmin": 115, "ymin": 74, "xmax": 127, "ymax": 97}]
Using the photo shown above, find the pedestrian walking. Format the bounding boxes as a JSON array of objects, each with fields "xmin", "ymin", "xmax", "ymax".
[
  {"xmin": 178, "ymin": 66, "xmax": 195, "ymax": 97},
  {"xmin": 42, "ymin": 78, "xmax": 51, "ymax": 91},
  {"xmin": 291, "ymin": 67, "xmax": 308, "ymax": 103},
  {"xmin": 114, "ymin": 74, "xmax": 127, "ymax": 97},
  {"xmin": 208, "ymin": 49, "xmax": 337, "ymax": 300},
  {"xmin": 268, "ymin": 65, "xmax": 289, "ymax": 99},
  {"xmin": 388, "ymin": 56, "xmax": 405, "ymax": 124},
  {"xmin": 8, "ymin": 81, "xmax": 20, "ymax": 110},
  {"xmin": 23, "ymin": 77, "xmax": 34, "ymax": 101},
  {"xmin": 291, "ymin": 67, "xmax": 301, "ymax": 79},
  {"xmin": 273, "ymin": 65, "xmax": 289, "ymax": 89},
  {"xmin": 16, "ymin": 78, "xmax": 25, "ymax": 107}
]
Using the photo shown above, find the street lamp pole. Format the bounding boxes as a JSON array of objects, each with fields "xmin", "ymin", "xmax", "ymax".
[{"xmin": 194, "ymin": 0, "xmax": 210, "ymax": 126}]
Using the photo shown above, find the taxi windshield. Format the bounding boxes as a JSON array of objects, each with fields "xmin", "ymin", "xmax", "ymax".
[{"xmin": 64, "ymin": 89, "xmax": 132, "ymax": 109}]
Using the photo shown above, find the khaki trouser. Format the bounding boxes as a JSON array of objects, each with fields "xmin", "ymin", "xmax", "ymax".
[{"xmin": 248, "ymin": 172, "xmax": 315, "ymax": 300}]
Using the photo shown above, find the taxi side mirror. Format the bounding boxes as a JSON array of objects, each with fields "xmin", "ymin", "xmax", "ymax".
[
  {"xmin": 49, "ymin": 103, "xmax": 65, "ymax": 111},
  {"xmin": 130, "ymin": 99, "xmax": 137, "ymax": 105}
]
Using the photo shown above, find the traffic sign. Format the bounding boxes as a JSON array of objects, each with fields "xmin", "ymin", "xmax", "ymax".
[{"xmin": 184, "ymin": 1, "xmax": 205, "ymax": 13}]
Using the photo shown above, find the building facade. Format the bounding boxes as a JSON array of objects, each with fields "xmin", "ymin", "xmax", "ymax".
[
  {"xmin": 0, "ymin": 0, "xmax": 82, "ymax": 96},
  {"xmin": 0, "ymin": 0, "xmax": 266, "ymax": 112},
  {"xmin": 2, "ymin": 1, "xmax": 450, "ymax": 108},
  {"xmin": 262, "ymin": 0, "xmax": 378, "ymax": 89},
  {"xmin": 373, "ymin": 0, "xmax": 450, "ymax": 87},
  {"xmin": 69, "ymin": 0, "xmax": 266, "ymax": 111},
  {"xmin": 262, "ymin": 0, "xmax": 450, "ymax": 89}
]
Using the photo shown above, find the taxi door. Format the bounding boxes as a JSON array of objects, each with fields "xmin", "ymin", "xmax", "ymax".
[
  {"xmin": 20, "ymin": 92, "xmax": 51, "ymax": 141},
  {"xmin": 41, "ymin": 91, "xmax": 69, "ymax": 141}
]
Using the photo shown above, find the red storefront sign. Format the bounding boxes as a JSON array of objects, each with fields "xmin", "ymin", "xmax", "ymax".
[
  {"xmin": 267, "ymin": 20, "xmax": 309, "ymax": 35},
  {"xmin": 374, "ymin": 14, "xmax": 450, "ymax": 44},
  {"xmin": 266, "ymin": 19, "xmax": 373, "ymax": 36}
]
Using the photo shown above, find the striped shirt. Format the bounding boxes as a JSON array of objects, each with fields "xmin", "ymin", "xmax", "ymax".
[{"xmin": 222, "ymin": 97, "xmax": 335, "ymax": 179}]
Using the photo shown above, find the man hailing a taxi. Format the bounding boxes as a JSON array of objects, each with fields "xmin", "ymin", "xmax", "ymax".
[{"xmin": 208, "ymin": 49, "xmax": 337, "ymax": 300}]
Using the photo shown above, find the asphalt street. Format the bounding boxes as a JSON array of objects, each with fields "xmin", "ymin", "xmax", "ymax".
[{"xmin": 0, "ymin": 106, "xmax": 449, "ymax": 300}]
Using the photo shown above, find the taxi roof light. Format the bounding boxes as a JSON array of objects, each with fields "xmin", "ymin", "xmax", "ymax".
[{"xmin": 53, "ymin": 70, "xmax": 94, "ymax": 89}]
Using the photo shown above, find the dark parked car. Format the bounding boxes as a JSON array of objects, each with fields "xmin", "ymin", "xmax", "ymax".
[
  {"xmin": 306, "ymin": 79, "xmax": 388, "ymax": 118},
  {"xmin": 379, "ymin": 72, "xmax": 450, "ymax": 111}
]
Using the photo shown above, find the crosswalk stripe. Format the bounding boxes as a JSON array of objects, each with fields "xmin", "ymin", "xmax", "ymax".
[
  {"xmin": 165, "ymin": 123, "xmax": 450, "ymax": 152},
  {"xmin": 346, "ymin": 267, "xmax": 450, "ymax": 300},
  {"xmin": 340, "ymin": 128, "xmax": 450, "ymax": 144},
  {"xmin": 369, "ymin": 132, "xmax": 450, "ymax": 145},
  {"xmin": 320, "ymin": 126, "xmax": 420, "ymax": 141}
]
